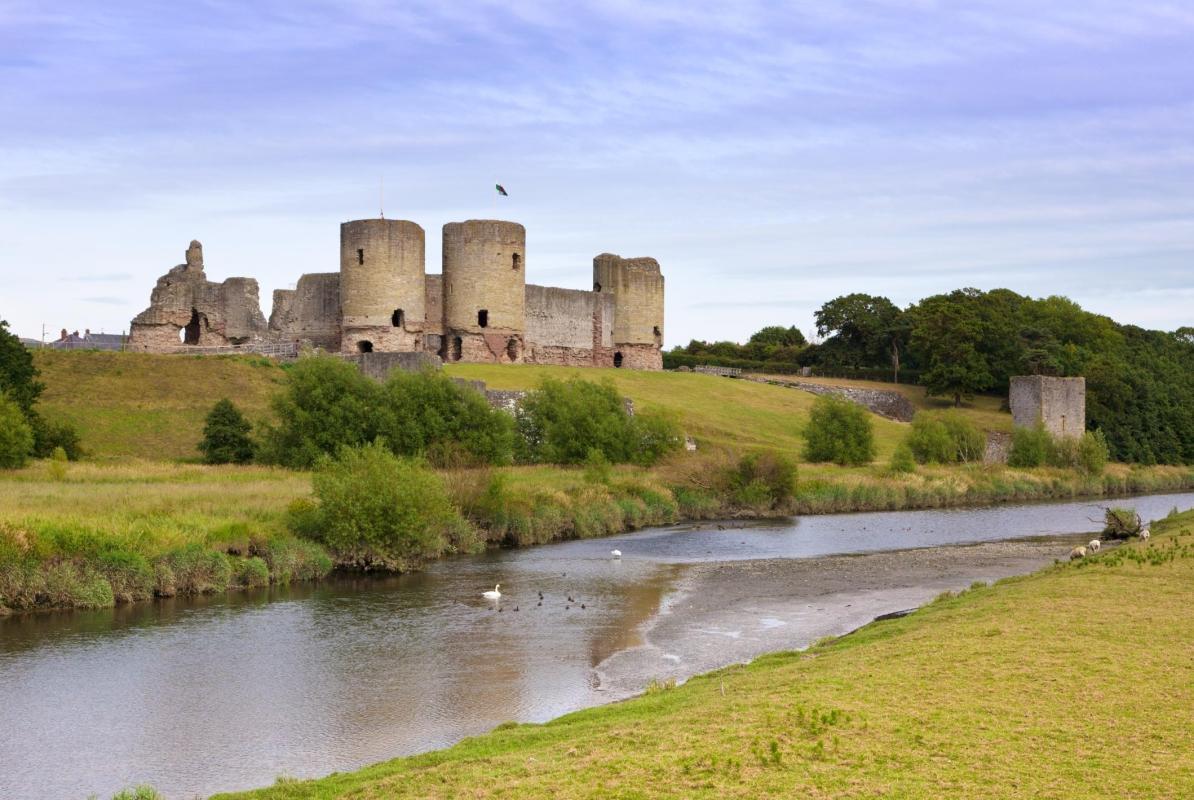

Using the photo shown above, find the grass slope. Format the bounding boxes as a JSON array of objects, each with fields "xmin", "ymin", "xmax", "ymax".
[
  {"xmin": 217, "ymin": 513, "xmax": 1194, "ymax": 800},
  {"xmin": 33, "ymin": 351, "xmax": 286, "ymax": 461},
  {"xmin": 447, "ymin": 364, "xmax": 914, "ymax": 458}
]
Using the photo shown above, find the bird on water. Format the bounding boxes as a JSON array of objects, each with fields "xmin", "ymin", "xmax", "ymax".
[{"xmin": 482, "ymin": 584, "xmax": 502, "ymax": 600}]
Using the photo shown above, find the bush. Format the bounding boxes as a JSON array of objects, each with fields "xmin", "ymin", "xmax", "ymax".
[
  {"xmin": 1076, "ymin": 430, "xmax": 1110, "ymax": 475},
  {"xmin": 199, "ymin": 398, "xmax": 255, "ymax": 464},
  {"xmin": 802, "ymin": 395, "xmax": 875, "ymax": 466},
  {"xmin": 376, "ymin": 368, "xmax": 515, "ymax": 466},
  {"xmin": 889, "ymin": 442, "xmax": 917, "ymax": 473},
  {"xmin": 726, "ymin": 451, "xmax": 797, "ymax": 509},
  {"xmin": 47, "ymin": 446, "xmax": 68, "ymax": 481},
  {"xmin": 31, "ymin": 416, "xmax": 83, "ymax": 460},
  {"xmin": 302, "ymin": 442, "xmax": 473, "ymax": 569},
  {"xmin": 98, "ymin": 550, "xmax": 155, "ymax": 603},
  {"xmin": 259, "ymin": 355, "xmax": 381, "ymax": 468},
  {"xmin": 234, "ymin": 556, "xmax": 270, "ymax": 588},
  {"xmin": 905, "ymin": 412, "xmax": 984, "ymax": 464},
  {"xmin": 516, "ymin": 377, "xmax": 682, "ymax": 466},
  {"xmin": 0, "ymin": 392, "xmax": 34, "ymax": 469},
  {"xmin": 1008, "ymin": 424, "xmax": 1051, "ymax": 468}
]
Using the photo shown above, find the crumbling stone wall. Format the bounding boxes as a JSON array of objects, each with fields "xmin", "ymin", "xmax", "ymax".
[
  {"xmin": 523, "ymin": 285, "xmax": 615, "ymax": 366},
  {"xmin": 128, "ymin": 240, "xmax": 267, "ymax": 351},
  {"xmin": 746, "ymin": 376, "xmax": 916, "ymax": 422},
  {"xmin": 269, "ymin": 273, "xmax": 341, "ymax": 350},
  {"xmin": 1010, "ymin": 376, "xmax": 1086, "ymax": 439}
]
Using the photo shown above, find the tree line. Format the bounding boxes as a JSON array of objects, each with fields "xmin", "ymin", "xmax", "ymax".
[{"xmin": 669, "ymin": 289, "xmax": 1194, "ymax": 465}]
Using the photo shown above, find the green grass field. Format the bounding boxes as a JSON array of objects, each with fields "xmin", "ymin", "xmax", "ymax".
[
  {"xmin": 33, "ymin": 350, "xmax": 286, "ymax": 461},
  {"xmin": 215, "ymin": 511, "xmax": 1194, "ymax": 800}
]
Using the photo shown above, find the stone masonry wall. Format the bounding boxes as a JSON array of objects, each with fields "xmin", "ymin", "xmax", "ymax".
[
  {"xmin": 1009, "ymin": 375, "xmax": 1086, "ymax": 439},
  {"xmin": 268, "ymin": 273, "xmax": 341, "ymax": 350},
  {"xmin": 745, "ymin": 376, "xmax": 916, "ymax": 422}
]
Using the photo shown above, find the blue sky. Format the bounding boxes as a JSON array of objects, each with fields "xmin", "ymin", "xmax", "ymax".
[{"xmin": 2, "ymin": 1, "xmax": 1192, "ymax": 344}]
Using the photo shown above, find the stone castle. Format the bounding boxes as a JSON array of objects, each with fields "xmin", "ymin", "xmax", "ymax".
[{"xmin": 129, "ymin": 218, "xmax": 665, "ymax": 369}]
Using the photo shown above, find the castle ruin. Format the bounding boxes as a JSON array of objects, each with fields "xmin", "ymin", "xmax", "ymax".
[
  {"xmin": 1009, "ymin": 375, "xmax": 1086, "ymax": 439},
  {"xmin": 129, "ymin": 219, "xmax": 665, "ymax": 369}
]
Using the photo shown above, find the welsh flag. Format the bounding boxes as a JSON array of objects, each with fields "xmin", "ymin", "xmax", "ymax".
[{"xmin": 495, "ymin": 184, "xmax": 508, "ymax": 196}]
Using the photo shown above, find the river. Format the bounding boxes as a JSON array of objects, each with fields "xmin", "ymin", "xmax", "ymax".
[{"xmin": 1, "ymin": 491, "xmax": 1190, "ymax": 799}]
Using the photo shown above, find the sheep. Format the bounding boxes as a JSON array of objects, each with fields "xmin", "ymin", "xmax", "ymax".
[
  {"xmin": 1088, "ymin": 539, "xmax": 1101, "ymax": 553},
  {"xmin": 1069, "ymin": 546, "xmax": 1087, "ymax": 560},
  {"xmin": 1140, "ymin": 527, "xmax": 1151, "ymax": 541}
]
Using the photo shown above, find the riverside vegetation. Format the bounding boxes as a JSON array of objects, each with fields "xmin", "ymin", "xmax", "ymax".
[
  {"xmin": 3, "ymin": 343, "xmax": 1194, "ymax": 615},
  {"xmin": 207, "ymin": 508, "xmax": 1194, "ymax": 799}
]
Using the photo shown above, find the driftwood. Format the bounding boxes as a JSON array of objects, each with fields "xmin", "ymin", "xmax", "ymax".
[{"xmin": 1100, "ymin": 507, "xmax": 1142, "ymax": 539}]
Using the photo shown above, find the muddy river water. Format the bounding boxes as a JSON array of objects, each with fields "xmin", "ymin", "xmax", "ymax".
[{"xmin": 2, "ymin": 492, "xmax": 1191, "ymax": 799}]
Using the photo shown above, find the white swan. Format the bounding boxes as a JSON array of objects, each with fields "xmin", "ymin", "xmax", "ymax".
[
  {"xmin": 482, "ymin": 583, "xmax": 502, "ymax": 600},
  {"xmin": 610, "ymin": 549, "xmax": 622, "ymax": 558}
]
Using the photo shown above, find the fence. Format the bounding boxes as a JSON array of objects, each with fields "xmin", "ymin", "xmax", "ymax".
[{"xmin": 147, "ymin": 341, "xmax": 301, "ymax": 359}]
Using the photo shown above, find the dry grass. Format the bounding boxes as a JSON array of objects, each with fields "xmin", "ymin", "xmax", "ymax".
[{"xmin": 215, "ymin": 512, "xmax": 1194, "ymax": 800}]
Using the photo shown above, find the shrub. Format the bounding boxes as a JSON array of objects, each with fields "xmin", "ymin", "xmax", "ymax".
[
  {"xmin": 165, "ymin": 545, "xmax": 233, "ymax": 595},
  {"xmin": 905, "ymin": 414, "xmax": 953, "ymax": 464},
  {"xmin": 199, "ymin": 398, "xmax": 255, "ymax": 464},
  {"xmin": 630, "ymin": 408, "xmax": 685, "ymax": 466},
  {"xmin": 48, "ymin": 446, "xmax": 68, "ymax": 481},
  {"xmin": 1008, "ymin": 424, "xmax": 1051, "ymax": 468},
  {"xmin": 583, "ymin": 448, "xmax": 613, "ymax": 484},
  {"xmin": 516, "ymin": 377, "xmax": 681, "ymax": 466},
  {"xmin": 727, "ymin": 451, "xmax": 797, "ymax": 509},
  {"xmin": 889, "ymin": 442, "xmax": 917, "ymax": 474},
  {"xmin": 259, "ymin": 355, "xmax": 381, "ymax": 468},
  {"xmin": 905, "ymin": 412, "xmax": 984, "ymax": 464},
  {"xmin": 376, "ymin": 368, "xmax": 515, "ymax": 466},
  {"xmin": 802, "ymin": 395, "xmax": 875, "ymax": 466},
  {"xmin": 302, "ymin": 442, "xmax": 472, "ymax": 569},
  {"xmin": 1060, "ymin": 430, "xmax": 1110, "ymax": 475},
  {"xmin": 31, "ymin": 416, "xmax": 83, "ymax": 461},
  {"xmin": 0, "ymin": 392, "xmax": 34, "ymax": 469},
  {"xmin": 939, "ymin": 412, "xmax": 986, "ymax": 463},
  {"xmin": 254, "ymin": 536, "xmax": 333, "ymax": 584}
]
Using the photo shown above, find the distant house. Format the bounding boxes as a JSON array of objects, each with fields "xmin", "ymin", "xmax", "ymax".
[{"xmin": 48, "ymin": 328, "xmax": 126, "ymax": 351}]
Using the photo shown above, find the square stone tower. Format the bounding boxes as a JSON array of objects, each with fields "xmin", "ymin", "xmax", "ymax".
[{"xmin": 1009, "ymin": 376, "xmax": 1086, "ymax": 439}]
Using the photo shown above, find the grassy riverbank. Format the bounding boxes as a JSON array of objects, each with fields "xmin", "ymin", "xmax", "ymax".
[
  {"xmin": 3, "ymin": 456, "xmax": 1192, "ymax": 615},
  {"xmin": 214, "ymin": 510, "xmax": 1194, "ymax": 800}
]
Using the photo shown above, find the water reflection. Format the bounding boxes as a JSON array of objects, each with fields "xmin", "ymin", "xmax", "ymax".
[{"xmin": 1, "ymin": 491, "xmax": 1191, "ymax": 799}]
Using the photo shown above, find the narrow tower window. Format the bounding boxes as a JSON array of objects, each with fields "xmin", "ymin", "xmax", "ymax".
[
  {"xmin": 392, "ymin": 309, "xmax": 404, "ymax": 327},
  {"xmin": 593, "ymin": 281, "xmax": 601, "ymax": 292},
  {"xmin": 357, "ymin": 248, "xmax": 364, "ymax": 265},
  {"xmin": 478, "ymin": 309, "xmax": 489, "ymax": 328},
  {"xmin": 613, "ymin": 351, "xmax": 624, "ymax": 368},
  {"xmin": 653, "ymin": 325, "xmax": 661, "ymax": 337},
  {"xmin": 512, "ymin": 253, "xmax": 521, "ymax": 270}
]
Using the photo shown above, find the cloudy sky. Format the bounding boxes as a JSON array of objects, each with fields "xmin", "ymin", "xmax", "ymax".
[{"xmin": 2, "ymin": 1, "xmax": 1192, "ymax": 344}]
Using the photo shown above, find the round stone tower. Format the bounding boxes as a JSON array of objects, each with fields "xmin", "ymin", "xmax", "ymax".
[
  {"xmin": 441, "ymin": 219, "xmax": 526, "ymax": 362},
  {"xmin": 339, "ymin": 219, "xmax": 425, "ymax": 353},
  {"xmin": 593, "ymin": 253, "xmax": 665, "ymax": 370}
]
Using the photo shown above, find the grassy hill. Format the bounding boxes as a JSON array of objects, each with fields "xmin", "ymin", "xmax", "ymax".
[
  {"xmin": 33, "ymin": 351, "xmax": 287, "ymax": 461},
  {"xmin": 216, "ymin": 513, "xmax": 1194, "ymax": 800},
  {"xmin": 31, "ymin": 353, "xmax": 1022, "ymax": 464},
  {"xmin": 446, "ymin": 363, "xmax": 918, "ymax": 458}
]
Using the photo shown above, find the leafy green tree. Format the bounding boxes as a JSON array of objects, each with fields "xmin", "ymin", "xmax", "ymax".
[
  {"xmin": 516, "ymin": 377, "xmax": 682, "ymax": 466},
  {"xmin": 199, "ymin": 399, "xmax": 255, "ymax": 464},
  {"xmin": 1008, "ymin": 424, "xmax": 1051, "ymax": 468},
  {"xmin": 0, "ymin": 319, "xmax": 42, "ymax": 415},
  {"xmin": 814, "ymin": 294, "xmax": 906, "ymax": 379},
  {"xmin": 748, "ymin": 325, "xmax": 807, "ymax": 348},
  {"xmin": 376, "ymin": 368, "xmax": 514, "ymax": 466},
  {"xmin": 0, "ymin": 392, "xmax": 34, "ymax": 469},
  {"xmin": 907, "ymin": 293, "xmax": 994, "ymax": 406},
  {"xmin": 802, "ymin": 395, "xmax": 876, "ymax": 466},
  {"xmin": 258, "ymin": 355, "xmax": 382, "ymax": 468}
]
